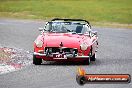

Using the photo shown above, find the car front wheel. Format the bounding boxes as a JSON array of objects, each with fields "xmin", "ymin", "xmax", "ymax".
[
  {"xmin": 90, "ymin": 53, "xmax": 96, "ymax": 61},
  {"xmin": 33, "ymin": 55, "xmax": 42, "ymax": 65}
]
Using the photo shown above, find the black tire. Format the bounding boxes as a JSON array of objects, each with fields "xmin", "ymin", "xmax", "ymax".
[
  {"xmin": 90, "ymin": 53, "xmax": 96, "ymax": 61},
  {"xmin": 33, "ymin": 55, "xmax": 42, "ymax": 65},
  {"xmin": 84, "ymin": 57, "xmax": 91, "ymax": 65}
]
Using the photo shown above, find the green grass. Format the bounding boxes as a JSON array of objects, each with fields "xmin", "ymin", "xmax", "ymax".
[{"xmin": 0, "ymin": 0, "xmax": 132, "ymax": 25}]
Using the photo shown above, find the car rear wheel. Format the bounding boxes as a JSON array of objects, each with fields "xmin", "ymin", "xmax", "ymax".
[
  {"xmin": 33, "ymin": 55, "xmax": 42, "ymax": 65},
  {"xmin": 90, "ymin": 53, "xmax": 96, "ymax": 61}
]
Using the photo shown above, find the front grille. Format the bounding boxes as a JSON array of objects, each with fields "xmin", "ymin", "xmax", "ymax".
[{"xmin": 45, "ymin": 47, "xmax": 78, "ymax": 54}]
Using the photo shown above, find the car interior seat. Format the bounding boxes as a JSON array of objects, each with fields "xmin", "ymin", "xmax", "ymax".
[{"xmin": 76, "ymin": 25, "xmax": 83, "ymax": 33}]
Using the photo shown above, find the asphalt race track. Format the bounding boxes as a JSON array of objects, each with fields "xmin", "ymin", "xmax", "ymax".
[{"xmin": 0, "ymin": 19, "xmax": 132, "ymax": 88}]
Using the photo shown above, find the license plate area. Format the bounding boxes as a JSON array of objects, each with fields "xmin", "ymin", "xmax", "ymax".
[{"xmin": 53, "ymin": 54, "xmax": 67, "ymax": 59}]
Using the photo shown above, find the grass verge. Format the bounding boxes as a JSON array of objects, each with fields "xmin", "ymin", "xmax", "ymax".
[{"xmin": 0, "ymin": 0, "xmax": 132, "ymax": 28}]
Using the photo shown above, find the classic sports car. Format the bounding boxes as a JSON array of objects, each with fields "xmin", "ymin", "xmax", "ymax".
[{"xmin": 33, "ymin": 18, "xmax": 98, "ymax": 65}]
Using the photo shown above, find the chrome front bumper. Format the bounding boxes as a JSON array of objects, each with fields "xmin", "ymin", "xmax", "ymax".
[{"xmin": 33, "ymin": 52, "xmax": 89, "ymax": 58}]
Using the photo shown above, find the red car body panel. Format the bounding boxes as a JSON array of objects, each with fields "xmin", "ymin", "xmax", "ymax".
[{"xmin": 34, "ymin": 33, "xmax": 97, "ymax": 61}]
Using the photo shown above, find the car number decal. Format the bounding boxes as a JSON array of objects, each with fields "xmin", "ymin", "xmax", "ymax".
[{"xmin": 53, "ymin": 54, "xmax": 67, "ymax": 59}]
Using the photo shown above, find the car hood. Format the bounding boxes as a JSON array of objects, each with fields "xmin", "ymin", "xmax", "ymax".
[{"xmin": 42, "ymin": 33, "xmax": 91, "ymax": 49}]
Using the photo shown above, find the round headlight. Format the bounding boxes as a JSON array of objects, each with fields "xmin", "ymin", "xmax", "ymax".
[
  {"xmin": 35, "ymin": 40, "xmax": 43, "ymax": 47},
  {"xmin": 80, "ymin": 43, "xmax": 88, "ymax": 50}
]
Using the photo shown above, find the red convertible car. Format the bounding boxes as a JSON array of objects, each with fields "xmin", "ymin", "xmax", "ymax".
[{"xmin": 33, "ymin": 18, "xmax": 98, "ymax": 65}]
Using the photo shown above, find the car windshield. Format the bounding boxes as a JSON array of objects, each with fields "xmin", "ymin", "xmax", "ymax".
[{"xmin": 45, "ymin": 21, "xmax": 90, "ymax": 34}]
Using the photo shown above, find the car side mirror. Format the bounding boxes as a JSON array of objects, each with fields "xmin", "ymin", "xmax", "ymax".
[
  {"xmin": 38, "ymin": 27, "xmax": 44, "ymax": 31},
  {"xmin": 38, "ymin": 27, "xmax": 46, "ymax": 35},
  {"xmin": 92, "ymin": 31, "xmax": 97, "ymax": 36}
]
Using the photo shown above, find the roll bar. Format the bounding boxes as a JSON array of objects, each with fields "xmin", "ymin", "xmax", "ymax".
[{"xmin": 51, "ymin": 18, "xmax": 90, "ymax": 24}]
